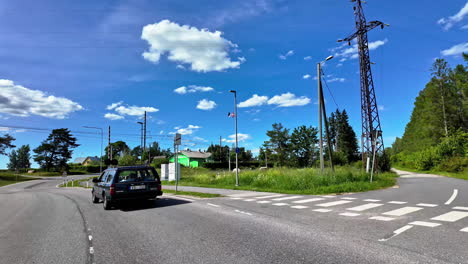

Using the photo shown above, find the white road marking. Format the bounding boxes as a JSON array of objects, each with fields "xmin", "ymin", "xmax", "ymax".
[
  {"xmin": 207, "ymin": 203, "xmax": 220, "ymax": 208},
  {"xmin": 316, "ymin": 200, "xmax": 352, "ymax": 207},
  {"xmin": 382, "ymin": 206, "xmax": 422, "ymax": 216},
  {"xmin": 272, "ymin": 196, "xmax": 303, "ymax": 201},
  {"xmin": 416, "ymin": 203, "xmax": 438, "ymax": 207},
  {"xmin": 340, "ymin": 212, "xmax": 360, "ymax": 217},
  {"xmin": 230, "ymin": 197, "xmax": 243, "ymax": 200},
  {"xmin": 272, "ymin": 203, "xmax": 289, "ymax": 206},
  {"xmin": 322, "ymin": 195, "xmax": 336, "ymax": 198},
  {"xmin": 453, "ymin": 206, "xmax": 468, "ymax": 211},
  {"xmin": 235, "ymin": 209, "xmax": 253, "ymax": 216},
  {"xmin": 341, "ymin": 197, "xmax": 357, "ymax": 200},
  {"xmin": 388, "ymin": 201, "xmax": 407, "ymax": 204},
  {"xmin": 364, "ymin": 199, "xmax": 381, "ymax": 202},
  {"xmin": 257, "ymin": 201, "xmax": 271, "ymax": 204},
  {"xmin": 409, "ymin": 221, "xmax": 441, "ymax": 227},
  {"xmin": 460, "ymin": 227, "xmax": 468, "ymax": 232},
  {"xmin": 313, "ymin": 209, "xmax": 332, "ymax": 213},
  {"xmin": 431, "ymin": 211, "xmax": 468, "ymax": 222},
  {"xmin": 292, "ymin": 198, "xmax": 324, "ymax": 204},
  {"xmin": 243, "ymin": 199, "xmax": 256, "ymax": 202},
  {"xmin": 89, "ymin": 247, "xmax": 94, "ymax": 254},
  {"xmin": 445, "ymin": 189, "xmax": 458, "ymax": 205},
  {"xmin": 171, "ymin": 196, "xmax": 196, "ymax": 202},
  {"xmin": 88, "ymin": 235, "xmax": 92, "ymax": 241},
  {"xmin": 379, "ymin": 225, "xmax": 413, "ymax": 242},
  {"xmin": 370, "ymin": 216, "xmax": 395, "ymax": 221},
  {"xmin": 291, "ymin": 205, "xmax": 309, "ymax": 209},
  {"xmin": 347, "ymin": 203, "xmax": 383, "ymax": 212},
  {"xmin": 255, "ymin": 194, "xmax": 285, "ymax": 199}
]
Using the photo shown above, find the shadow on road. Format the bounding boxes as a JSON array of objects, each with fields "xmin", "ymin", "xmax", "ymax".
[{"xmin": 117, "ymin": 197, "xmax": 191, "ymax": 212}]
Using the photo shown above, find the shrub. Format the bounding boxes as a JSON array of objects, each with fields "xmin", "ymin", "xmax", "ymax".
[
  {"xmin": 414, "ymin": 147, "xmax": 439, "ymax": 171},
  {"xmin": 436, "ymin": 157, "xmax": 468, "ymax": 173}
]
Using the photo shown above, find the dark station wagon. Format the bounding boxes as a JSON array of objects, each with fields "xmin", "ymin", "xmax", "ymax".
[{"xmin": 91, "ymin": 166, "xmax": 163, "ymax": 210}]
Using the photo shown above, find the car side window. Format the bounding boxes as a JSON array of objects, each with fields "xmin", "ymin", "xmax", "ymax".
[
  {"xmin": 106, "ymin": 171, "xmax": 115, "ymax": 183},
  {"xmin": 101, "ymin": 172, "xmax": 109, "ymax": 183},
  {"xmin": 98, "ymin": 171, "xmax": 106, "ymax": 182}
]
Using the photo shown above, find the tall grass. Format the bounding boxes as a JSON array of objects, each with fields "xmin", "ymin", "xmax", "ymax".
[
  {"xmin": 0, "ymin": 172, "xmax": 36, "ymax": 187},
  {"xmin": 168, "ymin": 167, "xmax": 397, "ymax": 195}
]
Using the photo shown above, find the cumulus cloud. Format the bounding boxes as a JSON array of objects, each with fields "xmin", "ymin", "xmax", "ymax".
[
  {"xmin": 174, "ymin": 85, "xmax": 215, "ymax": 94},
  {"xmin": 328, "ymin": 77, "xmax": 346, "ymax": 83},
  {"xmin": 170, "ymin": 125, "xmax": 201, "ymax": 135},
  {"xmin": 303, "ymin": 74, "xmax": 311, "ymax": 79},
  {"xmin": 279, "ymin": 50, "xmax": 294, "ymax": 60},
  {"xmin": 441, "ymin": 42, "xmax": 468, "ymax": 56},
  {"xmin": 222, "ymin": 133, "xmax": 251, "ymax": 143},
  {"xmin": 105, "ymin": 102, "xmax": 159, "ymax": 120},
  {"xmin": 141, "ymin": 20, "xmax": 243, "ymax": 72},
  {"xmin": 0, "ymin": 79, "xmax": 83, "ymax": 119},
  {"xmin": 304, "ymin": 56, "xmax": 312, "ymax": 61},
  {"xmin": 268, "ymin": 93, "xmax": 311, "ymax": 107},
  {"xmin": 438, "ymin": 2, "xmax": 468, "ymax": 30},
  {"xmin": 238, "ymin": 94, "xmax": 269, "ymax": 108},
  {"xmin": 196, "ymin": 99, "xmax": 217, "ymax": 110},
  {"xmin": 332, "ymin": 39, "xmax": 388, "ymax": 62},
  {"xmin": 104, "ymin": 113, "xmax": 124, "ymax": 120}
]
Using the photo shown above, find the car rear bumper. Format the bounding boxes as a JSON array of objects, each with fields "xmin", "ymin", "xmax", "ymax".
[{"xmin": 108, "ymin": 190, "xmax": 163, "ymax": 202}]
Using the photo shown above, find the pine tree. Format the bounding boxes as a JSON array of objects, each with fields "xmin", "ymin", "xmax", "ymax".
[
  {"xmin": 264, "ymin": 123, "xmax": 290, "ymax": 167},
  {"xmin": 17, "ymin": 145, "xmax": 31, "ymax": 169},
  {"xmin": 7, "ymin": 149, "xmax": 18, "ymax": 170},
  {"xmin": 328, "ymin": 109, "xmax": 359, "ymax": 163},
  {"xmin": 33, "ymin": 128, "xmax": 79, "ymax": 171}
]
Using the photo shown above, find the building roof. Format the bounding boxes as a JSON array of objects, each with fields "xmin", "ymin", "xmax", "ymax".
[
  {"xmin": 74, "ymin": 156, "xmax": 100, "ymax": 164},
  {"xmin": 180, "ymin": 150, "xmax": 212, "ymax": 159},
  {"xmin": 85, "ymin": 156, "xmax": 101, "ymax": 162}
]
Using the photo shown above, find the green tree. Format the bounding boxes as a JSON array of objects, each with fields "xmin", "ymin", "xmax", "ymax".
[
  {"xmin": 328, "ymin": 109, "xmax": 359, "ymax": 163},
  {"xmin": 118, "ymin": 154, "xmax": 139, "ymax": 166},
  {"xmin": 7, "ymin": 149, "xmax": 18, "ymax": 170},
  {"xmin": 207, "ymin": 144, "xmax": 230, "ymax": 163},
  {"xmin": 105, "ymin": 141, "xmax": 130, "ymax": 158},
  {"xmin": 17, "ymin": 145, "xmax": 31, "ymax": 169},
  {"xmin": 33, "ymin": 128, "xmax": 79, "ymax": 171},
  {"xmin": 264, "ymin": 123, "xmax": 290, "ymax": 167},
  {"xmin": 0, "ymin": 134, "xmax": 15, "ymax": 155},
  {"xmin": 290, "ymin": 125, "xmax": 318, "ymax": 167}
]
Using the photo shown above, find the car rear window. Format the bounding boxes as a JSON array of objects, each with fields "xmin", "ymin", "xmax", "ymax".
[{"xmin": 117, "ymin": 169, "xmax": 157, "ymax": 183}]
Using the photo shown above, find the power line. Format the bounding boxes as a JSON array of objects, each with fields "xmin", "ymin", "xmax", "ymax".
[{"xmin": 320, "ymin": 68, "xmax": 340, "ymax": 111}]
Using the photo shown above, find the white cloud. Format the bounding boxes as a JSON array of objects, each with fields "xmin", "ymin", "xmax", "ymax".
[
  {"xmin": 141, "ymin": 20, "xmax": 242, "ymax": 72},
  {"xmin": 304, "ymin": 56, "xmax": 312, "ymax": 60},
  {"xmin": 332, "ymin": 39, "xmax": 388, "ymax": 62},
  {"xmin": 222, "ymin": 133, "xmax": 251, "ymax": 143},
  {"xmin": 196, "ymin": 99, "xmax": 217, "ymax": 110},
  {"xmin": 437, "ymin": 2, "xmax": 468, "ymax": 30},
  {"xmin": 176, "ymin": 65, "xmax": 185, "ymax": 70},
  {"xmin": 462, "ymin": 24, "xmax": 468, "ymax": 29},
  {"xmin": 0, "ymin": 79, "xmax": 83, "ymax": 119},
  {"xmin": 174, "ymin": 85, "xmax": 215, "ymax": 94},
  {"xmin": 336, "ymin": 63, "xmax": 343, "ymax": 67},
  {"xmin": 303, "ymin": 74, "xmax": 311, "ymax": 79},
  {"xmin": 238, "ymin": 94, "xmax": 269, "ymax": 108},
  {"xmin": 441, "ymin": 42, "xmax": 468, "ymax": 56},
  {"xmin": 192, "ymin": 136, "xmax": 208, "ymax": 142},
  {"xmin": 114, "ymin": 105, "xmax": 159, "ymax": 116},
  {"xmin": 378, "ymin": 105, "xmax": 385, "ymax": 111},
  {"xmin": 170, "ymin": 125, "xmax": 201, "ymax": 135},
  {"xmin": 106, "ymin": 101, "xmax": 123, "ymax": 110},
  {"xmin": 279, "ymin": 50, "xmax": 294, "ymax": 60},
  {"xmin": 327, "ymin": 77, "xmax": 346, "ymax": 83},
  {"xmin": 104, "ymin": 113, "xmax": 124, "ymax": 120},
  {"xmin": 267, "ymin": 93, "xmax": 311, "ymax": 107}
]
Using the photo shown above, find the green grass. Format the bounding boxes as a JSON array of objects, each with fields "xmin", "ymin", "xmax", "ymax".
[
  {"xmin": 0, "ymin": 172, "xmax": 36, "ymax": 187},
  {"xmin": 393, "ymin": 165, "xmax": 468, "ymax": 180},
  {"xmin": 163, "ymin": 167, "xmax": 398, "ymax": 195},
  {"xmin": 59, "ymin": 176, "xmax": 97, "ymax": 188},
  {"xmin": 163, "ymin": 189, "xmax": 222, "ymax": 198}
]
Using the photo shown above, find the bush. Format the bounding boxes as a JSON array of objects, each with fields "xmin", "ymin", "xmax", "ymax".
[
  {"xmin": 151, "ymin": 158, "xmax": 170, "ymax": 168},
  {"xmin": 436, "ymin": 157, "xmax": 468, "ymax": 173},
  {"xmin": 414, "ymin": 147, "xmax": 440, "ymax": 171},
  {"xmin": 202, "ymin": 161, "xmax": 261, "ymax": 170},
  {"xmin": 332, "ymin": 151, "xmax": 348, "ymax": 166},
  {"xmin": 377, "ymin": 152, "xmax": 391, "ymax": 172}
]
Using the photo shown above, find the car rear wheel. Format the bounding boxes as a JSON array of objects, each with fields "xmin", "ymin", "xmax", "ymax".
[
  {"xmin": 91, "ymin": 191, "xmax": 99, "ymax": 204},
  {"xmin": 103, "ymin": 194, "xmax": 112, "ymax": 210}
]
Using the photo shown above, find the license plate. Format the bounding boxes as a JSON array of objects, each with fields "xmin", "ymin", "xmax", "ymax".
[{"xmin": 130, "ymin": 185, "xmax": 146, "ymax": 190}]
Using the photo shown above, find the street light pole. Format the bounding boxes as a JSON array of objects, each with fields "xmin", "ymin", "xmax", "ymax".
[
  {"xmin": 317, "ymin": 55, "xmax": 334, "ymax": 173},
  {"xmin": 83, "ymin": 126, "xmax": 103, "ymax": 174},
  {"xmin": 137, "ymin": 122, "xmax": 143, "ymax": 159},
  {"xmin": 229, "ymin": 90, "xmax": 239, "ymax": 186}
]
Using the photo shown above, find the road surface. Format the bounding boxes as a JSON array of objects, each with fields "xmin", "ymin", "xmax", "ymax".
[{"xmin": 0, "ymin": 170, "xmax": 467, "ymax": 264}]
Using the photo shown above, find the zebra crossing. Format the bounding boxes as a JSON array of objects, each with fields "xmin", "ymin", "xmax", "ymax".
[{"xmin": 227, "ymin": 193, "xmax": 468, "ymax": 233}]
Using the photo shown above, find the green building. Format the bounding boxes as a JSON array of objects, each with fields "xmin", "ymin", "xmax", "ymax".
[{"xmin": 169, "ymin": 150, "xmax": 212, "ymax": 168}]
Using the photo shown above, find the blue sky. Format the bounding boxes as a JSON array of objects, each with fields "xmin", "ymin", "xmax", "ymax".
[{"xmin": 0, "ymin": 0, "xmax": 467, "ymax": 168}]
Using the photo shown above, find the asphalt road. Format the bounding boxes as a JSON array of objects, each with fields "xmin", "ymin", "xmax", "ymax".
[{"xmin": 0, "ymin": 170, "xmax": 467, "ymax": 264}]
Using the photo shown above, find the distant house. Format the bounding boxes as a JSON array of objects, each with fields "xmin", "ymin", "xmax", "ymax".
[
  {"xmin": 73, "ymin": 156, "xmax": 100, "ymax": 166},
  {"xmin": 169, "ymin": 150, "xmax": 212, "ymax": 168}
]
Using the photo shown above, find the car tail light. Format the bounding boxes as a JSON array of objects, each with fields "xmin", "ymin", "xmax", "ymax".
[
  {"xmin": 109, "ymin": 184, "xmax": 115, "ymax": 196},
  {"xmin": 157, "ymin": 184, "xmax": 162, "ymax": 191}
]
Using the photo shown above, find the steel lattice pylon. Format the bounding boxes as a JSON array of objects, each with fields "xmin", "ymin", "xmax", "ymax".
[{"xmin": 339, "ymin": 0, "xmax": 388, "ymax": 164}]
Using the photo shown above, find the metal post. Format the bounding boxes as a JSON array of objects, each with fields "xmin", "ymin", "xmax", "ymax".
[
  {"xmin": 143, "ymin": 111, "xmax": 147, "ymax": 155},
  {"xmin": 318, "ymin": 63, "xmax": 324, "ymax": 172},
  {"xmin": 319, "ymin": 78, "xmax": 335, "ymax": 173},
  {"xmin": 108, "ymin": 126, "xmax": 111, "ymax": 160}
]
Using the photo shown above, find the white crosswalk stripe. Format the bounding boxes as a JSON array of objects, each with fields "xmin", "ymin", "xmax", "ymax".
[
  {"xmin": 230, "ymin": 197, "xmax": 243, "ymax": 200},
  {"xmin": 383, "ymin": 206, "xmax": 423, "ymax": 216},
  {"xmin": 292, "ymin": 198, "xmax": 324, "ymax": 204},
  {"xmin": 340, "ymin": 212, "xmax": 360, "ymax": 217},
  {"xmin": 313, "ymin": 209, "xmax": 332, "ymax": 213},
  {"xmin": 257, "ymin": 201, "xmax": 271, "ymax": 204},
  {"xmin": 416, "ymin": 203, "xmax": 438, "ymax": 207},
  {"xmin": 316, "ymin": 200, "xmax": 352, "ymax": 207},
  {"xmin": 255, "ymin": 194, "xmax": 285, "ymax": 199},
  {"xmin": 322, "ymin": 195, "xmax": 336, "ymax": 198},
  {"xmin": 453, "ymin": 206, "xmax": 468, "ymax": 211},
  {"xmin": 341, "ymin": 197, "xmax": 357, "ymax": 200},
  {"xmin": 431, "ymin": 211, "xmax": 468, "ymax": 222},
  {"xmin": 347, "ymin": 203, "xmax": 383, "ymax": 212},
  {"xmin": 272, "ymin": 203, "xmax": 289, "ymax": 206},
  {"xmin": 291, "ymin": 205, "xmax": 309, "ymax": 209},
  {"xmin": 364, "ymin": 199, "xmax": 381, "ymax": 202},
  {"xmin": 460, "ymin": 227, "xmax": 468, "ymax": 232},
  {"xmin": 409, "ymin": 221, "xmax": 441, "ymax": 227},
  {"xmin": 272, "ymin": 196, "xmax": 303, "ymax": 201},
  {"xmin": 243, "ymin": 199, "xmax": 256, "ymax": 201},
  {"xmin": 388, "ymin": 201, "xmax": 407, "ymax": 204},
  {"xmin": 370, "ymin": 216, "xmax": 394, "ymax": 221}
]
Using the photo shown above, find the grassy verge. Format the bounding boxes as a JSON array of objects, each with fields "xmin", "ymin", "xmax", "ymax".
[
  {"xmin": 392, "ymin": 165, "xmax": 468, "ymax": 180},
  {"xmin": 163, "ymin": 189, "xmax": 222, "ymax": 198},
  {"xmin": 59, "ymin": 176, "xmax": 97, "ymax": 188},
  {"xmin": 0, "ymin": 172, "xmax": 36, "ymax": 187},
  {"xmin": 26, "ymin": 171, "xmax": 91, "ymax": 177},
  {"xmin": 163, "ymin": 167, "xmax": 397, "ymax": 195}
]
